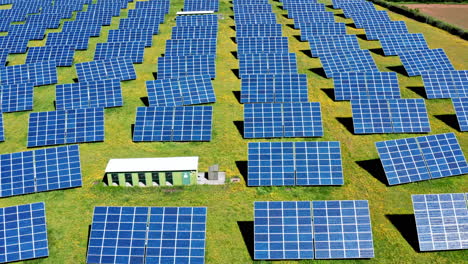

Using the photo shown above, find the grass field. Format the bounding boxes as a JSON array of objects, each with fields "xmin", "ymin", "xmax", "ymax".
[{"xmin": 1, "ymin": 0, "xmax": 467, "ymax": 263}]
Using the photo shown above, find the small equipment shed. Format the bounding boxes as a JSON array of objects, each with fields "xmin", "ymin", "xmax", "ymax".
[{"xmin": 105, "ymin": 156, "xmax": 199, "ymax": 187}]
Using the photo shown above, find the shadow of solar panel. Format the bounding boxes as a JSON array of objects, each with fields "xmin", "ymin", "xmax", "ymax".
[
  {"xmin": 313, "ymin": 200, "xmax": 374, "ymax": 259},
  {"xmin": 118, "ymin": 18, "xmax": 161, "ymax": 34},
  {"xmin": 233, "ymin": 4, "xmax": 273, "ymax": 14},
  {"xmin": 157, "ymin": 55, "xmax": 216, "ymax": 79},
  {"xmin": 26, "ymin": 45, "xmax": 75, "ymax": 67},
  {"xmin": 308, "ymin": 35, "xmax": 360, "ymax": 57},
  {"xmin": 0, "ymin": 61, "xmax": 57, "ymax": 86},
  {"xmin": 285, "ymin": 4, "xmax": 326, "ymax": 15},
  {"xmin": 86, "ymin": 206, "xmax": 207, "ymax": 264},
  {"xmin": 176, "ymin": 14, "xmax": 218, "ymax": 26},
  {"xmin": 236, "ymin": 24, "xmax": 283, "ymax": 38},
  {"xmin": 133, "ymin": 106, "xmax": 213, "ymax": 142},
  {"xmin": 0, "ymin": 82, "xmax": 34, "ymax": 112},
  {"xmin": 76, "ymin": 57, "xmax": 136, "ymax": 82},
  {"xmin": 239, "ymin": 53, "xmax": 298, "ymax": 78},
  {"xmin": 56, "ymin": 79, "xmax": 123, "ymax": 110},
  {"xmin": 0, "ymin": 35, "xmax": 29, "ymax": 53},
  {"xmin": 0, "ymin": 203, "xmax": 48, "ymax": 263},
  {"xmin": 0, "ymin": 113, "xmax": 3, "ymax": 141},
  {"xmin": 299, "ymin": 23, "xmax": 346, "ymax": 41},
  {"xmin": 108, "ymin": 29, "xmax": 153, "ymax": 47},
  {"xmin": 237, "ymin": 37, "xmax": 289, "ymax": 55},
  {"xmin": 333, "ymin": 72, "xmax": 400, "ymax": 101},
  {"xmin": 319, "ymin": 49, "xmax": 379, "ymax": 78},
  {"xmin": 184, "ymin": 0, "xmax": 219, "ymax": 11},
  {"xmin": 412, "ymin": 193, "xmax": 468, "ymax": 251},
  {"xmin": 62, "ymin": 21, "xmax": 102, "ymax": 37},
  {"xmin": 27, "ymin": 108, "xmax": 105, "ymax": 147},
  {"xmin": 452, "ymin": 98, "xmax": 468, "ymax": 131},
  {"xmin": 376, "ymin": 133, "xmax": 468, "ymax": 185},
  {"xmin": 365, "ymin": 21, "xmax": 409, "ymax": 40},
  {"xmin": 75, "ymin": 11, "xmax": 113, "ymax": 26},
  {"xmin": 399, "ymin": 48, "xmax": 455, "ymax": 77},
  {"xmin": 46, "ymin": 31, "xmax": 92, "ymax": 50},
  {"xmin": 292, "ymin": 12, "xmax": 335, "ymax": 28},
  {"xmin": 8, "ymin": 24, "xmax": 47, "ymax": 40},
  {"xmin": 146, "ymin": 75, "xmax": 215, "ymax": 106},
  {"xmin": 378, "ymin": 33, "xmax": 429, "ymax": 56},
  {"xmin": 94, "ymin": 41, "xmax": 145, "ymax": 63},
  {"xmin": 421, "ymin": 70, "xmax": 468, "ymax": 99},
  {"xmin": 352, "ymin": 11, "xmax": 392, "ymax": 28},
  {"xmin": 234, "ymin": 13, "xmax": 277, "ymax": 25},
  {"xmin": 0, "ymin": 145, "xmax": 82, "ymax": 197},
  {"xmin": 165, "ymin": 39, "xmax": 217, "ymax": 56},
  {"xmin": 171, "ymin": 26, "xmax": 218, "ymax": 39}
]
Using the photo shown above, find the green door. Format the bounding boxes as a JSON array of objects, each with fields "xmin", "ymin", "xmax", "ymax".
[{"xmin": 182, "ymin": 172, "xmax": 191, "ymax": 185}]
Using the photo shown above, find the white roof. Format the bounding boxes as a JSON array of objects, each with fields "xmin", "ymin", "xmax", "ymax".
[{"xmin": 105, "ymin": 157, "xmax": 199, "ymax": 173}]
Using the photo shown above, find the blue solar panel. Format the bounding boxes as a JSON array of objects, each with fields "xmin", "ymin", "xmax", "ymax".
[
  {"xmin": 146, "ymin": 75, "xmax": 216, "ymax": 106},
  {"xmin": 299, "ymin": 23, "xmax": 346, "ymax": 41},
  {"xmin": 41, "ymin": 5, "xmax": 75, "ymax": 19},
  {"xmin": 26, "ymin": 13, "xmax": 62, "ymax": 29},
  {"xmin": 0, "ymin": 82, "xmax": 34, "ymax": 112},
  {"xmin": 244, "ymin": 102, "xmax": 323, "ymax": 138},
  {"xmin": 46, "ymin": 31, "xmax": 92, "ymax": 50},
  {"xmin": 239, "ymin": 53, "xmax": 298, "ymax": 78},
  {"xmin": 352, "ymin": 11, "xmax": 392, "ymax": 28},
  {"xmin": 87, "ymin": 206, "xmax": 207, "ymax": 264},
  {"xmin": 376, "ymin": 133, "xmax": 468, "ymax": 185},
  {"xmin": 292, "ymin": 12, "xmax": 335, "ymax": 28},
  {"xmin": 157, "ymin": 55, "xmax": 216, "ymax": 79},
  {"xmin": 412, "ymin": 193, "xmax": 468, "ymax": 251},
  {"xmin": 27, "ymin": 108, "xmax": 105, "ymax": 147},
  {"xmin": 319, "ymin": 49, "xmax": 379, "ymax": 78},
  {"xmin": 62, "ymin": 21, "xmax": 102, "ymax": 37},
  {"xmin": 56, "ymin": 79, "xmax": 123, "ymax": 110},
  {"xmin": 8, "ymin": 24, "xmax": 47, "ymax": 40},
  {"xmin": 86, "ymin": 5, "xmax": 123, "ymax": 16},
  {"xmin": 0, "ymin": 49, "xmax": 7, "ymax": 66},
  {"xmin": 118, "ymin": 18, "xmax": 160, "ymax": 34},
  {"xmin": 308, "ymin": 35, "xmax": 361, "ymax": 57},
  {"xmin": 75, "ymin": 57, "xmax": 136, "ymax": 82},
  {"xmin": 128, "ymin": 8, "xmax": 168, "ymax": 18},
  {"xmin": 176, "ymin": 14, "xmax": 218, "ymax": 26},
  {"xmin": 184, "ymin": 0, "xmax": 219, "ymax": 11},
  {"xmin": 241, "ymin": 73, "xmax": 308, "ymax": 103},
  {"xmin": 234, "ymin": 13, "xmax": 277, "ymax": 25},
  {"xmin": 108, "ymin": 29, "xmax": 153, "ymax": 47},
  {"xmin": 233, "ymin": 4, "xmax": 272, "ymax": 14},
  {"xmin": 399, "ymin": 48, "xmax": 455, "ymax": 77},
  {"xmin": 422, "ymin": 70, "xmax": 468, "ymax": 99},
  {"xmin": 0, "ymin": 62, "xmax": 57, "ymax": 87},
  {"xmin": 0, "ymin": 202, "xmax": 48, "ymax": 263},
  {"xmin": 285, "ymin": 3, "xmax": 326, "ymax": 15},
  {"xmin": 94, "ymin": 41, "xmax": 146, "ymax": 63},
  {"xmin": 26, "ymin": 45, "xmax": 75, "ymax": 67},
  {"xmin": 75, "ymin": 10, "xmax": 113, "ymax": 26},
  {"xmin": 165, "ymin": 39, "xmax": 217, "ymax": 56},
  {"xmin": 134, "ymin": 1, "xmax": 170, "ymax": 10},
  {"xmin": 133, "ymin": 106, "xmax": 213, "ymax": 142},
  {"xmin": 364, "ymin": 21, "xmax": 409, "ymax": 40},
  {"xmin": 0, "ymin": 113, "xmax": 3, "ymax": 142},
  {"xmin": 378, "ymin": 33, "xmax": 429, "ymax": 56},
  {"xmin": 341, "ymin": 2, "xmax": 376, "ymax": 18},
  {"xmin": 171, "ymin": 26, "xmax": 218, "ymax": 39},
  {"xmin": 237, "ymin": 37, "xmax": 289, "ymax": 54},
  {"xmin": 452, "ymin": 97, "xmax": 468, "ymax": 131},
  {"xmin": 0, "ymin": 35, "xmax": 29, "ymax": 54},
  {"xmin": 0, "ymin": 18, "xmax": 12, "ymax": 32},
  {"xmin": 333, "ymin": 72, "xmax": 400, "ymax": 101},
  {"xmin": 236, "ymin": 24, "xmax": 283, "ymax": 38}
]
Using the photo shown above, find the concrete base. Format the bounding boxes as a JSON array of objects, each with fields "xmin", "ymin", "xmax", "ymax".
[{"xmin": 197, "ymin": 172, "xmax": 226, "ymax": 185}]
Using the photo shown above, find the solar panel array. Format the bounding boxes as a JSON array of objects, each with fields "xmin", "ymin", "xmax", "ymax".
[
  {"xmin": 26, "ymin": 45, "xmax": 75, "ymax": 67},
  {"xmin": 421, "ymin": 70, "xmax": 468, "ymax": 99},
  {"xmin": 364, "ymin": 21, "xmax": 409, "ymax": 40},
  {"xmin": 0, "ymin": 82, "xmax": 34, "ymax": 112},
  {"xmin": 27, "ymin": 108, "xmax": 105, "ymax": 147},
  {"xmin": 0, "ymin": 112, "xmax": 3, "ymax": 142},
  {"xmin": 94, "ymin": 41, "xmax": 146, "ymax": 63},
  {"xmin": 165, "ymin": 38, "xmax": 217, "ymax": 57},
  {"xmin": 399, "ymin": 49, "xmax": 455, "ymax": 77},
  {"xmin": 241, "ymin": 74, "xmax": 309, "ymax": 103},
  {"xmin": 75, "ymin": 57, "xmax": 136, "ymax": 82},
  {"xmin": 248, "ymin": 141, "xmax": 344, "ymax": 186},
  {"xmin": 378, "ymin": 33, "xmax": 429, "ymax": 56},
  {"xmin": 351, "ymin": 99, "xmax": 430, "ymax": 134},
  {"xmin": 0, "ymin": 62, "xmax": 58, "ymax": 87},
  {"xmin": 87, "ymin": 206, "xmax": 207, "ymax": 264},
  {"xmin": 333, "ymin": 72, "xmax": 400, "ymax": 101},
  {"xmin": 0, "ymin": 202, "xmax": 49, "ymax": 263},
  {"xmin": 254, "ymin": 200, "xmax": 374, "ymax": 260},
  {"xmin": 412, "ymin": 193, "xmax": 468, "ymax": 251},
  {"xmin": 299, "ymin": 23, "xmax": 346, "ymax": 41},
  {"xmin": 319, "ymin": 50, "xmax": 379, "ymax": 78},
  {"xmin": 308, "ymin": 35, "xmax": 361, "ymax": 57},
  {"xmin": 184, "ymin": 0, "xmax": 219, "ymax": 12},
  {"xmin": 376, "ymin": 133, "xmax": 468, "ymax": 185},
  {"xmin": 0, "ymin": 145, "xmax": 82, "ymax": 197},
  {"xmin": 452, "ymin": 97, "xmax": 468, "ymax": 131}
]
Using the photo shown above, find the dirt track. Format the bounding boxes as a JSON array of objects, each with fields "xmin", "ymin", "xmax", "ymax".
[{"xmin": 403, "ymin": 4, "xmax": 468, "ymax": 29}]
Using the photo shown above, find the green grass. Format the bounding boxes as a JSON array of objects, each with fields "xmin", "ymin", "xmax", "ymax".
[{"xmin": 1, "ymin": 0, "xmax": 467, "ymax": 263}]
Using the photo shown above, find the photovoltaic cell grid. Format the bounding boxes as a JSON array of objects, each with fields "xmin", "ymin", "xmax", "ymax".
[
  {"xmin": 236, "ymin": 24, "xmax": 283, "ymax": 38},
  {"xmin": 237, "ymin": 37, "xmax": 289, "ymax": 54},
  {"xmin": 75, "ymin": 11, "xmax": 113, "ymax": 26},
  {"xmin": 239, "ymin": 53, "xmax": 298, "ymax": 78},
  {"xmin": 412, "ymin": 193, "xmax": 468, "ymax": 251},
  {"xmin": 241, "ymin": 74, "xmax": 309, "ymax": 103},
  {"xmin": 8, "ymin": 24, "xmax": 46, "ymax": 40},
  {"xmin": 351, "ymin": 99, "xmax": 430, "ymax": 134},
  {"xmin": 319, "ymin": 50, "xmax": 379, "ymax": 78},
  {"xmin": 247, "ymin": 141, "xmax": 344, "ymax": 186},
  {"xmin": 165, "ymin": 39, "xmax": 217, "ymax": 56},
  {"xmin": 285, "ymin": 4, "xmax": 326, "ymax": 15},
  {"xmin": 176, "ymin": 14, "xmax": 218, "ymax": 26},
  {"xmin": 133, "ymin": 106, "xmax": 213, "ymax": 142},
  {"xmin": 87, "ymin": 206, "xmax": 207, "ymax": 264},
  {"xmin": 0, "ymin": 61, "xmax": 57, "ymax": 87},
  {"xmin": 27, "ymin": 108, "xmax": 105, "ymax": 148},
  {"xmin": 233, "ymin": 4, "xmax": 272, "ymax": 14},
  {"xmin": 118, "ymin": 18, "xmax": 161, "ymax": 34},
  {"xmin": 399, "ymin": 49, "xmax": 455, "ymax": 77},
  {"xmin": 378, "ymin": 33, "xmax": 429, "ymax": 56},
  {"xmin": 107, "ymin": 29, "xmax": 153, "ymax": 47},
  {"xmin": 254, "ymin": 200, "xmax": 374, "ymax": 260},
  {"xmin": 26, "ymin": 13, "xmax": 62, "ymax": 29},
  {"xmin": 299, "ymin": 23, "xmax": 346, "ymax": 41},
  {"xmin": 46, "ymin": 31, "xmax": 92, "ymax": 50},
  {"xmin": 171, "ymin": 26, "xmax": 218, "ymax": 40},
  {"xmin": 55, "ymin": 79, "xmax": 123, "ymax": 110},
  {"xmin": 244, "ymin": 103, "xmax": 323, "ymax": 138},
  {"xmin": 0, "ymin": 35, "xmax": 29, "ymax": 54},
  {"xmin": 62, "ymin": 22, "xmax": 101, "ymax": 37},
  {"xmin": 146, "ymin": 75, "xmax": 216, "ymax": 107},
  {"xmin": 0, "ymin": 203, "xmax": 48, "ymax": 263},
  {"xmin": 184, "ymin": 0, "xmax": 219, "ymax": 12},
  {"xmin": 341, "ymin": 2, "xmax": 376, "ymax": 18},
  {"xmin": 364, "ymin": 21, "xmax": 409, "ymax": 40},
  {"xmin": 333, "ymin": 72, "xmax": 400, "ymax": 101},
  {"xmin": 308, "ymin": 35, "xmax": 360, "ymax": 57},
  {"xmin": 0, "ymin": 82, "xmax": 34, "ymax": 113},
  {"xmin": 26, "ymin": 45, "xmax": 75, "ymax": 67},
  {"xmin": 292, "ymin": 12, "xmax": 335, "ymax": 27},
  {"xmin": 352, "ymin": 11, "xmax": 392, "ymax": 29},
  {"xmin": 94, "ymin": 41, "xmax": 146, "ymax": 63},
  {"xmin": 376, "ymin": 133, "xmax": 468, "ymax": 185},
  {"xmin": 128, "ymin": 9, "xmax": 167, "ymax": 19},
  {"xmin": 157, "ymin": 55, "xmax": 216, "ymax": 79},
  {"xmin": 452, "ymin": 98, "xmax": 468, "ymax": 131},
  {"xmin": 75, "ymin": 57, "xmax": 136, "ymax": 82},
  {"xmin": 234, "ymin": 13, "xmax": 277, "ymax": 25},
  {"xmin": 0, "ymin": 145, "xmax": 82, "ymax": 197},
  {"xmin": 421, "ymin": 70, "xmax": 468, "ymax": 99}
]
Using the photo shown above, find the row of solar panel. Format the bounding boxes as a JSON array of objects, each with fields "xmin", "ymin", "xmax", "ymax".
[{"xmin": 183, "ymin": 0, "xmax": 218, "ymax": 12}]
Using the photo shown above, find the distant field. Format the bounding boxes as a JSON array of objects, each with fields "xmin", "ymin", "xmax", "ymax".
[{"xmin": 403, "ymin": 4, "xmax": 468, "ymax": 29}]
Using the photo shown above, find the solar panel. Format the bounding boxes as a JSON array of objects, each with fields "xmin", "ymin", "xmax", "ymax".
[
  {"xmin": 292, "ymin": 12, "xmax": 335, "ymax": 28},
  {"xmin": 46, "ymin": 31, "xmax": 92, "ymax": 50},
  {"xmin": 26, "ymin": 13, "xmax": 62, "ymax": 29},
  {"xmin": 26, "ymin": 45, "xmax": 75, "ymax": 67},
  {"xmin": 412, "ymin": 193, "xmax": 468, "ymax": 251},
  {"xmin": 8, "ymin": 24, "xmax": 47, "ymax": 40},
  {"xmin": 75, "ymin": 10, "xmax": 113, "ymax": 26},
  {"xmin": 0, "ymin": 35, "xmax": 29, "ymax": 54},
  {"xmin": 422, "ymin": 70, "xmax": 468, "ymax": 99},
  {"xmin": 86, "ymin": 5, "xmax": 122, "ymax": 16},
  {"xmin": 118, "ymin": 18, "xmax": 160, "ymax": 34},
  {"xmin": 146, "ymin": 75, "xmax": 216, "ymax": 106},
  {"xmin": 239, "ymin": 53, "xmax": 298, "ymax": 78},
  {"xmin": 184, "ymin": 0, "xmax": 219, "ymax": 11},
  {"xmin": 285, "ymin": 4, "xmax": 326, "ymax": 15},
  {"xmin": 399, "ymin": 48, "xmax": 455, "ymax": 77},
  {"xmin": 236, "ymin": 24, "xmax": 283, "ymax": 38},
  {"xmin": 312, "ymin": 200, "xmax": 374, "ymax": 259},
  {"xmin": 94, "ymin": 41, "xmax": 146, "ymax": 63},
  {"xmin": 308, "ymin": 35, "xmax": 361, "ymax": 57},
  {"xmin": 0, "ymin": 48, "xmax": 9, "ymax": 66},
  {"xmin": 234, "ymin": 13, "xmax": 277, "ymax": 25},
  {"xmin": 352, "ymin": 11, "xmax": 392, "ymax": 29},
  {"xmin": 0, "ymin": 82, "xmax": 34, "ymax": 112},
  {"xmin": 55, "ymin": 79, "xmax": 123, "ymax": 110},
  {"xmin": 27, "ymin": 108, "xmax": 105, "ymax": 147},
  {"xmin": 233, "ymin": 4, "xmax": 273, "ymax": 14},
  {"xmin": 0, "ymin": 18, "xmax": 12, "ymax": 32},
  {"xmin": 75, "ymin": 57, "xmax": 136, "ymax": 82},
  {"xmin": 165, "ymin": 39, "xmax": 217, "ymax": 56},
  {"xmin": 234, "ymin": 0, "xmax": 268, "ymax": 4},
  {"xmin": 237, "ymin": 37, "xmax": 289, "ymax": 54},
  {"xmin": 319, "ymin": 49, "xmax": 379, "ymax": 78},
  {"xmin": 378, "ymin": 33, "xmax": 429, "ymax": 56},
  {"xmin": 133, "ymin": 105, "xmax": 213, "ymax": 142},
  {"xmin": 135, "ymin": 1, "xmax": 170, "ymax": 10},
  {"xmin": 176, "ymin": 14, "xmax": 218, "ymax": 26},
  {"xmin": 0, "ymin": 112, "xmax": 3, "ymax": 142},
  {"xmin": 299, "ymin": 23, "xmax": 346, "ymax": 41},
  {"xmin": 333, "ymin": 72, "xmax": 400, "ymax": 101},
  {"xmin": 128, "ymin": 8, "xmax": 168, "ymax": 18},
  {"xmin": 87, "ymin": 206, "xmax": 207, "ymax": 264},
  {"xmin": 107, "ymin": 29, "xmax": 153, "ymax": 47},
  {"xmin": 341, "ymin": 2, "xmax": 376, "ymax": 18},
  {"xmin": 0, "ymin": 203, "xmax": 48, "ymax": 263},
  {"xmin": 452, "ymin": 97, "xmax": 468, "ymax": 131},
  {"xmin": 41, "ymin": 5, "xmax": 75, "ymax": 19},
  {"xmin": 352, "ymin": 99, "xmax": 430, "ymax": 134},
  {"xmin": 171, "ymin": 26, "xmax": 218, "ymax": 39},
  {"xmin": 62, "ymin": 21, "xmax": 102, "ymax": 37},
  {"xmin": 364, "ymin": 21, "xmax": 409, "ymax": 40},
  {"xmin": 244, "ymin": 102, "xmax": 323, "ymax": 138},
  {"xmin": 0, "ymin": 62, "xmax": 57, "ymax": 86},
  {"xmin": 375, "ymin": 133, "xmax": 468, "ymax": 185},
  {"xmin": 157, "ymin": 55, "xmax": 216, "ymax": 79}
]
